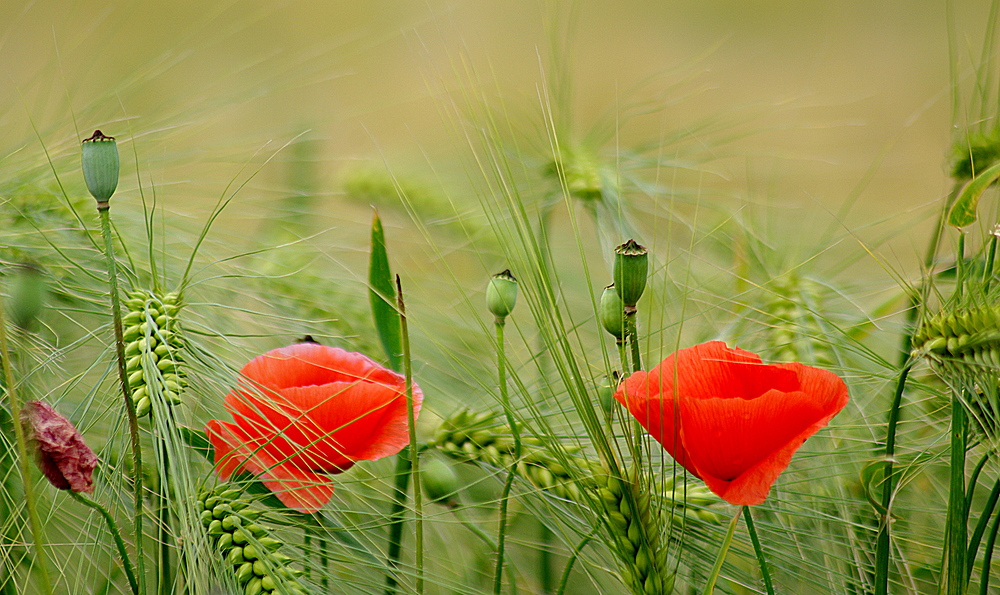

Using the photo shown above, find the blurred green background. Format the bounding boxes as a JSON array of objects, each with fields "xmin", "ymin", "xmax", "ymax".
[{"xmin": 2, "ymin": 0, "xmax": 993, "ymax": 251}]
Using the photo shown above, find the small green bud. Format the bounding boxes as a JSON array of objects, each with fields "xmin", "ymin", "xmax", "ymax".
[
  {"xmin": 421, "ymin": 457, "xmax": 461, "ymax": 506},
  {"xmin": 6, "ymin": 264, "xmax": 47, "ymax": 330},
  {"xmin": 596, "ymin": 374, "xmax": 617, "ymax": 418},
  {"xmin": 613, "ymin": 240, "xmax": 648, "ymax": 308},
  {"xmin": 599, "ymin": 284, "xmax": 625, "ymax": 340},
  {"xmin": 486, "ymin": 269, "xmax": 518, "ymax": 320},
  {"xmin": 81, "ymin": 130, "xmax": 119, "ymax": 203}
]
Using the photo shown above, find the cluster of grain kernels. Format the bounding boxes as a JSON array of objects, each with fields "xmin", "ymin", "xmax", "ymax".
[
  {"xmin": 912, "ymin": 305, "xmax": 1000, "ymax": 372},
  {"xmin": 764, "ymin": 274, "xmax": 836, "ymax": 366},
  {"xmin": 122, "ymin": 289, "xmax": 186, "ymax": 417},
  {"xmin": 594, "ymin": 465, "xmax": 675, "ymax": 595},
  {"xmin": 199, "ymin": 486, "xmax": 306, "ymax": 595}
]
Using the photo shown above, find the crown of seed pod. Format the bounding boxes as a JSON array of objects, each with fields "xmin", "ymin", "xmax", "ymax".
[
  {"xmin": 486, "ymin": 270, "xmax": 518, "ymax": 320},
  {"xmin": 198, "ymin": 485, "xmax": 307, "ymax": 595},
  {"xmin": 600, "ymin": 284, "xmax": 625, "ymax": 340},
  {"xmin": 613, "ymin": 240, "xmax": 648, "ymax": 309},
  {"xmin": 82, "ymin": 130, "xmax": 119, "ymax": 204},
  {"xmin": 6, "ymin": 264, "xmax": 47, "ymax": 330}
]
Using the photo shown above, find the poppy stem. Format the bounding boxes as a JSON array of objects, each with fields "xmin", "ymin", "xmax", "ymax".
[
  {"xmin": 98, "ymin": 205, "xmax": 148, "ymax": 595},
  {"xmin": 701, "ymin": 507, "xmax": 741, "ymax": 595},
  {"xmin": 0, "ymin": 292, "xmax": 53, "ymax": 595},
  {"xmin": 742, "ymin": 506, "xmax": 775, "ymax": 595},
  {"xmin": 493, "ymin": 317, "xmax": 521, "ymax": 595},
  {"xmin": 68, "ymin": 490, "xmax": 140, "ymax": 595},
  {"xmin": 395, "ymin": 275, "xmax": 423, "ymax": 595}
]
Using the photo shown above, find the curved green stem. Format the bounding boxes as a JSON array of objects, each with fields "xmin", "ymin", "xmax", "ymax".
[
  {"xmin": 874, "ymin": 363, "xmax": 912, "ymax": 595},
  {"xmin": 979, "ymin": 499, "xmax": 1000, "ymax": 595},
  {"xmin": 384, "ymin": 453, "xmax": 411, "ymax": 595},
  {"xmin": 98, "ymin": 205, "xmax": 146, "ymax": 595},
  {"xmin": 625, "ymin": 311, "xmax": 641, "ymax": 373},
  {"xmin": 68, "ymin": 491, "xmax": 139, "ymax": 595},
  {"xmin": 743, "ymin": 506, "xmax": 775, "ymax": 595},
  {"xmin": 0, "ymin": 294, "xmax": 53, "ymax": 595},
  {"xmin": 493, "ymin": 318, "xmax": 521, "ymax": 595}
]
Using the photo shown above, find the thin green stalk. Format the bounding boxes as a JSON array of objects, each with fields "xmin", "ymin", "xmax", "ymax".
[
  {"xmin": 384, "ymin": 453, "xmax": 410, "ymax": 595},
  {"xmin": 945, "ymin": 389, "xmax": 968, "ymax": 595},
  {"xmin": 396, "ymin": 276, "xmax": 423, "ymax": 595},
  {"xmin": 956, "ymin": 232, "xmax": 967, "ymax": 301},
  {"xmin": 743, "ymin": 506, "xmax": 775, "ymax": 595},
  {"xmin": 0, "ymin": 295, "xmax": 53, "ymax": 595},
  {"xmin": 68, "ymin": 491, "xmax": 139, "ymax": 595},
  {"xmin": 702, "ymin": 508, "xmax": 741, "ymax": 595},
  {"xmin": 493, "ymin": 317, "xmax": 521, "ymax": 595},
  {"xmin": 304, "ymin": 528, "xmax": 312, "ymax": 583},
  {"xmin": 539, "ymin": 523, "xmax": 553, "ymax": 594},
  {"xmin": 319, "ymin": 531, "xmax": 329, "ymax": 591},
  {"xmin": 980, "ymin": 499, "xmax": 1000, "ymax": 595},
  {"xmin": 555, "ymin": 529, "xmax": 596, "ymax": 595},
  {"xmin": 98, "ymin": 204, "xmax": 147, "ymax": 595},
  {"xmin": 874, "ymin": 363, "xmax": 912, "ymax": 595}
]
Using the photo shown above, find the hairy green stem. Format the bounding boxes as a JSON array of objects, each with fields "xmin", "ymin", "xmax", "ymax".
[
  {"xmin": 0, "ymin": 295, "xmax": 53, "ymax": 595},
  {"xmin": 68, "ymin": 491, "xmax": 139, "ymax": 595},
  {"xmin": 396, "ymin": 276, "xmax": 423, "ymax": 594},
  {"xmin": 493, "ymin": 318, "xmax": 521, "ymax": 595},
  {"xmin": 702, "ymin": 508, "xmax": 741, "ymax": 595},
  {"xmin": 625, "ymin": 310, "xmax": 641, "ymax": 373},
  {"xmin": 743, "ymin": 506, "xmax": 775, "ymax": 595},
  {"xmin": 384, "ymin": 453, "xmax": 410, "ymax": 595},
  {"xmin": 98, "ymin": 205, "xmax": 147, "ymax": 595},
  {"xmin": 874, "ymin": 363, "xmax": 912, "ymax": 595},
  {"xmin": 945, "ymin": 389, "xmax": 968, "ymax": 595},
  {"xmin": 616, "ymin": 339, "xmax": 628, "ymax": 375}
]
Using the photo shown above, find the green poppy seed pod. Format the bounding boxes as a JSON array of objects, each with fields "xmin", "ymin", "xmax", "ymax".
[
  {"xmin": 613, "ymin": 240, "xmax": 647, "ymax": 309},
  {"xmin": 486, "ymin": 269, "xmax": 518, "ymax": 320},
  {"xmin": 81, "ymin": 130, "xmax": 119, "ymax": 203},
  {"xmin": 599, "ymin": 284, "xmax": 625, "ymax": 340},
  {"xmin": 7, "ymin": 264, "xmax": 47, "ymax": 330},
  {"xmin": 421, "ymin": 456, "xmax": 461, "ymax": 507}
]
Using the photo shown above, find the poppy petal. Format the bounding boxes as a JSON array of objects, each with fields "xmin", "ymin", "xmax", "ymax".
[{"xmin": 206, "ymin": 419, "xmax": 337, "ymax": 512}]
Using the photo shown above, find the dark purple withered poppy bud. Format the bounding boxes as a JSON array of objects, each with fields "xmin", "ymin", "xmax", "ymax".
[{"xmin": 20, "ymin": 401, "xmax": 97, "ymax": 493}]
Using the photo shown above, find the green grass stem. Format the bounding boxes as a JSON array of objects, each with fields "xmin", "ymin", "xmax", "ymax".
[
  {"xmin": 980, "ymin": 502, "xmax": 1000, "ymax": 595},
  {"xmin": 874, "ymin": 363, "xmax": 912, "ymax": 595},
  {"xmin": 944, "ymin": 389, "xmax": 968, "ymax": 595},
  {"xmin": 967, "ymin": 478, "xmax": 1000, "ymax": 583},
  {"xmin": 0, "ymin": 294, "xmax": 53, "ymax": 595},
  {"xmin": 743, "ymin": 506, "xmax": 775, "ymax": 595},
  {"xmin": 396, "ymin": 275, "xmax": 423, "ymax": 595},
  {"xmin": 97, "ymin": 205, "xmax": 147, "ymax": 595},
  {"xmin": 554, "ymin": 529, "xmax": 596, "ymax": 595},
  {"xmin": 702, "ymin": 508, "xmax": 741, "ymax": 595},
  {"xmin": 384, "ymin": 453, "xmax": 410, "ymax": 595}
]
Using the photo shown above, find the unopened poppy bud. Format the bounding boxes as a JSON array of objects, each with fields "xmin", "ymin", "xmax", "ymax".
[
  {"xmin": 20, "ymin": 401, "xmax": 98, "ymax": 493},
  {"xmin": 613, "ymin": 240, "xmax": 647, "ymax": 309},
  {"xmin": 82, "ymin": 130, "xmax": 119, "ymax": 204},
  {"xmin": 486, "ymin": 270, "xmax": 518, "ymax": 320},
  {"xmin": 7, "ymin": 264, "xmax": 47, "ymax": 330},
  {"xmin": 421, "ymin": 456, "xmax": 461, "ymax": 507},
  {"xmin": 599, "ymin": 284, "xmax": 625, "ymax": 340}
]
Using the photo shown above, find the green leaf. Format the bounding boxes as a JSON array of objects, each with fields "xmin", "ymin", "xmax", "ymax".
[
  {"xmin": 368, "ymin": 210, "xmax": 402, "ymax": 371},
  {"xmin": 948, "ymin": 160, "xmax": 1000, "ymax": 228}
]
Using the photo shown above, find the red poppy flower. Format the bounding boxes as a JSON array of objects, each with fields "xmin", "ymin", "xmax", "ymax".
[
  {"xmin": 614, "ymin": 341, "xmax": 848, "ymax": 505},
  {"xmin": 205, "ymin": 343, "xmax": 421, "ymax": 512}
]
